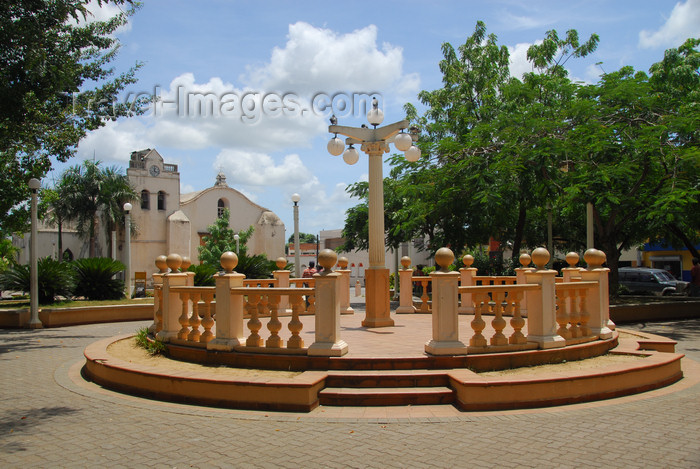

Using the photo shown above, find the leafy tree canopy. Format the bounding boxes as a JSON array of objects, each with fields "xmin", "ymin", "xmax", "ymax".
[{"xmin": 0, "ymin": 0, "xmax": 147, "ymax": 234}]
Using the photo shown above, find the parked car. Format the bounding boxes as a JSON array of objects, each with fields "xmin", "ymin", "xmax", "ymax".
[{"xmin": 618, "ymin": 267, "xmax": 688, "ymax": 296}]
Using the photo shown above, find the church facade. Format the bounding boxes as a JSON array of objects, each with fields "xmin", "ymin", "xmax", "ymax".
[{"xmin": 14, "ymin": 149, "xmax": 286, "ymax": 284}]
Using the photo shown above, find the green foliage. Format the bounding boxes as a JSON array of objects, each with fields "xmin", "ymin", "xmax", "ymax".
[
  {"xmin": 0, "ymin": 257, "xmax": 73, "ymax": 304},
  {"xmin": 198, "ymin": 208, "xmax": 275, "ymax": 278},
  {"xmin": 187, "ymin": 263, "xmax": 217, "ymax": 287},
  {"xmin": 57, "ymin": 160, "xmax": 137, "ymax": 257},
  {"xmin": 71, "ymin": 257, "xmax": 125, "ymax": 300},
  {"xmin": 135, "ymin": 328, "xmax": 166, "ymax": 356},
  {"xmin": 0, "ymin": 0, "xmax": 147, "ymax": 234},
  {"xmin": 287, "ymin": 232, "xmax": 318, "ymax": 244},
  {"xmin": 0, "ymin": 237, "xmax": 18, "ymax": 272}
]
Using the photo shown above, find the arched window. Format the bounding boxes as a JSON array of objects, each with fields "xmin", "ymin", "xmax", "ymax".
[
  {"xmin": 141, "ymin": 190, "xmax": 150, "ymax": 210},
  {"xmin": 217, "ymin": 198, "xmax": 225, "ymax": 218},
  {"xmin": 157, "ymin": 191, "xmax": 166, "ymax": 211}
]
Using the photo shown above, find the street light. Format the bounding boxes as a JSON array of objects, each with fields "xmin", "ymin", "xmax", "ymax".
[
  {"xmin": 327, "ymin": 97, "xmax": 420, "ymax": 327},
  {"xmin": 28, "ymin": 178, "xmax": 42, "ymax": 329},
  {"xmin": 123, "ymin": 202, "xmax": 132, "ymax": 298},
  {"xmin": 233, "ymin": 233, "xmax": 240, "ymax": 254},
  {"xmin": 291, "ymin": 193, "xmax": 301, "ymax": 278}
]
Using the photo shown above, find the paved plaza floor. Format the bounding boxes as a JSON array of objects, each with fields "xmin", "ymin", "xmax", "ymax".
[{"xmin": 1, "ymin": 301, "xmax": 700, "ymax": 467}]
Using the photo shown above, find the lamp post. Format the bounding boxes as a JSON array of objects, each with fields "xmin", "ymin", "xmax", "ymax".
[
  {"xmin": 291, "ymin": 193, "xmax": 301, "ymax": 278},
  {"xmin": 28, "ymin": 178, "xmax": 42, "ymax": 329},
  {"xmin": 234, "ymin": 233, "xmax": 240, "ymax": 254},
  {"xmin": 123, "ymin": 202, "xmax": 132, "ymax": 298},
  {"xmin": 327, "ymin": 98, "xmax": 420, "ymax": 327}
]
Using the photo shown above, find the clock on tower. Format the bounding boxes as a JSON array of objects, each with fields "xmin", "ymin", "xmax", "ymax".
[{"xmin": 149, "ymin": 165, "xmax": 160, "ymax": 177}]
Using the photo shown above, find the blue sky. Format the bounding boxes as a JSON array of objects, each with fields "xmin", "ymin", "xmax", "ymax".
[{"xmin": 55, "ymin": 0, "xmax": 700, "ymax": 239}]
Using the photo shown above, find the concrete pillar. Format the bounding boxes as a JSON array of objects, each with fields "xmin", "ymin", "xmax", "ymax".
[
  {"xmin": 208, "ymin": 252, "xmax": 246, "ymax": 351},
  {"xmin": 396, "ymin": 256, "xmax": 416, "ymax": 314},
  {"xmin": 273, "ymin": 257, "xmax": 290, "ymax": 315},
  {"xmin": 525, "ymin": 248, "xmax": 565, "ymax": 349},
  {"xmin": 336, "ymin": 257, "xmax": 354, "ymax": 315},
  {"xmin": 308, "ymin": 249, "xmax": 348, "ymax": 356},
  {"xmin": 425, "ymin": 248, "xmax": 468, "ymax": 355},
  {"xmin": 156, "ymin": 254, "xmax": 187, "ymax": 343},
  {"xmin": 458, "ymin": 254, "xmax": 477, "ymax": 315},
  {"xmin": 580, "ymin": 249, "xmax": 613, "ymax": 339}
]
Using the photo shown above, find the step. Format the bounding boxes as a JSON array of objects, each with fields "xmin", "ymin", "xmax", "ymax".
[
  {"xmin": 319, "ymin": 386, "xmax": 455, "ymax": 406},
  {"xmin": 325, "ymin": 370, "xmax": 450, "ymax": 388}
]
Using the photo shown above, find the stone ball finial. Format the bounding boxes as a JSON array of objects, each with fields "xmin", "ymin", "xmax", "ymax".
[
  {"xmin": 275, "ymin": 257, "xmax": 287, "ymax": 270},
  {"xmin": 180, "ymin": 256, "xmax": 192, "ymax": 271},
  {"xmin": 155, "ymin": 255, "xmax": 168, "ymax": 273},
  {"xmin": 565, "ymin": 252, "xmax": 579, "ymax": 268},
  {"xmin": 318, "ymin": 248, "xmax": 337, "ymax": 273},
  {"xmin": 220, "ymin": 251, "xmax": 238, "ymax": 273},
  {"xmin": 519, "ymin": 253, "xmax": 532, "ymax": 268},
  {"xmin": 583, "ymin": 248, "xmax": 605, "ymax": 269},
  {"xmin": 400, "ymin": 256, "xmax": 411, "ymax": 269},
  {"xmin": 435, "ymin": 247, "xmax": 455, "ymax": 272},
  {"xmin": 166, "ymin": 253, "xmax": 182, "ymax": 272},
  {"xmin": 338, "ymin": 256, "xmax": 349, "ymax": 269},
  {"xmin": 531, "ymin": 247, "xmax": 550, "ymax": 270},
  {"xmin": 462, "ymin": 254, "xmax": 474, "ymax": 268}
]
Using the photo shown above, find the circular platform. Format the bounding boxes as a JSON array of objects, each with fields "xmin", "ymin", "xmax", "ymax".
[{"xmin": 82, "ymin": 313, "xmax": 685, "ymax": 412}]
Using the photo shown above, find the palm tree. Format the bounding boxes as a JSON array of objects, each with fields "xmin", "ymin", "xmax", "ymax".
[
  {"xmin": 58, "ymin": 160, "xmax": 137, "ymax": 258},
  {"xmin": 40, "ymin": 184, "xmax": 71, "ymax": 261}
]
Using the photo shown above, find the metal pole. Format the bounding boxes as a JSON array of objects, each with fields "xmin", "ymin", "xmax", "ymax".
[
  {"xmin": 28, "ymin": 179, "xmax": 42, "ymax": 328},
  {"xmin": 124, "ymin": 210, "xmax": 131, "ymax": 298},
  {"xmin": 293, "ymin": 202, "xmax": 300, "ymax": 278}
]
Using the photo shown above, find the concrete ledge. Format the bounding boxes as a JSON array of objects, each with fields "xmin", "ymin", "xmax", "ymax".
[
  {"xmin": 83, "ymin": 334, "xmax": 326, "ymax": 412},
  {"xmin": 0, "ymin": 303, "xmax": 153, "ymax": 328},
  {"xmin": 450, "ymin": 350, "xmax": 684, "ymax": 411},
  {"xmin": 611, "ymin": 299, "xmax": 700, "ymax": 323}
]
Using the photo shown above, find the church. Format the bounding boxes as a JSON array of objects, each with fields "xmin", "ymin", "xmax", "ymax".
[{"xmin": 15, "ymin": 149, "xmax": 286, "ymax": 283}]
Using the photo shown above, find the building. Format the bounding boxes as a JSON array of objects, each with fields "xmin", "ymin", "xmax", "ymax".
[{"xmin": 15, "ymin": 149, "xmax": 286, "ymax": 285}]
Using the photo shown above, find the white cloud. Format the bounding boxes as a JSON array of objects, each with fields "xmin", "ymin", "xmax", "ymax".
[
  {"xmin": 498, "ymin": 13, "xmax": 553, "ymax": 31},
  {"xmin": 69, "ymin": 0, "xmax": 132, "ymax": 33},
  {"xmin": 508, "ymin": 42, "xmax": 535, "ymax": 79},
  {"xmin": 639, "ymin": 0, "xmax": 700, "ymax": 49},
  {"xmin": 214, "ymin": 150, "xmax": 318, "ymax": 189}
]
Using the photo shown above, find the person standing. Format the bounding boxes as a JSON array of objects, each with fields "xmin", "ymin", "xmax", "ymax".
[{"xmin": 690, "ymin": 258, "xmax": 700, "ymax": 297}]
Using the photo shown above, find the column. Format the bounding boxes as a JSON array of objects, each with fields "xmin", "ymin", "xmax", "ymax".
[
  {"xmin": 580, "ymin": 249, "xmax": 613, "ymax": 339},
  {"xmin": 525, "ymin": 248, "xmax": 565, "ymax": 349},
  {"xmin": 336, "ymin": 256, "xmax": 354, "ymax": 315},
  {"xmin": 396, "ymin": 256, "xmax": 416, "ymax": 314},
  {"xmin": 457, "ymin": 254, "xmax": 477, "ymax": 315},
  {"xmin": 514, "ymin": 253, "xmax": 534, "ymax": 318},
  {"xmin": 208, "ymin": 252, "xmax": 247, "ymax": 351},
  {"xmin": 308, "ymin": 249, "xmax": 348, "ymax": 356},
  {"xmin": 148, "ymin": 254, "xmax": 169, "ymax": 334},
  {"xmin": 156, "ymin": 254, "xmax": 188, "ymax": 342},
  {"xmin": 273, "ymin": 257, "xmax": 290, "ymax": 315},
  {"xmin": 425, "ymin": 248, "xmax": 468, "ymax": 355}
]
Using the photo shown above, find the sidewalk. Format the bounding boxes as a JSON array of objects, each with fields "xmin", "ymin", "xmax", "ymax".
[{"xmin": 1, "ymin": 315, "xmax": 699, "ymax": 467}]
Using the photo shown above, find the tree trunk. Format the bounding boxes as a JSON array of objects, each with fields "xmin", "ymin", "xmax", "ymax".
[
  {"xmin": 665, "ymin": 223, "xmax": 700, "ymax": 259},
  {"xmin": 599, "ymin": 237, "xmax": 621, "ymax": 295},
  {"xmin": 511, "ymin": 203, "xmax": 527, "ymax": 260}
]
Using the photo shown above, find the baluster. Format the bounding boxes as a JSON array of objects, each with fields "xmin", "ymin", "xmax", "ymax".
[
  {"xmin": 287, "ymin": 293, "xmax": 305, "ymax": 348},
  {"xmin": 266, "ymin": 294, "xmax": 283, "ymax": 348},
  {"xmin": 470, "ymin": 292, "xmax": 488, "ymax": 347},
  {"xmin": 246, "ymin": 294, "xmax": 263, "ymax": 346},
  {"xmin": 556, "ymin": 290, "xmax": 572, "ymax": 339},
  {"xmin": 188, "ymin": 292, "xmax": 201, "ymax": 342},
  {"xmin": 490, "ymin": 291, "xmax": 508, "ymax": 346},
  {"xmin": 199, "ymin": 292, "xmax": 215, "ymax": 343},
  {"xmin": 258, "ymin": 294, "xmax": 269, "ymax": 317},
  {"xmin": 420, "ymin": 279, "xmax": 430, "ymax": 312},
  {"xmin": 509, "ymin": 290, "xmax": 527, "ymax": 344},
  {"xmin": 569, "ymin": 289, "xmax": 581, "ymax": 338},
  {"xmin": 177, "ymin": 292, "xmax": 190, "ymax": 340},
  {"xmin": 307, "ymin": 290, "xmax": 316, "ymax": 315},
  {"xmin": 578, "ymin": 288, "xmax": 591, "ymax": 336}
]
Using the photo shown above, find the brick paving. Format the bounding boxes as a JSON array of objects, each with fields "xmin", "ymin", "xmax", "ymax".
[{"xmin": 1, "ymin": 312, "xmax": 700, "ymax": 468}]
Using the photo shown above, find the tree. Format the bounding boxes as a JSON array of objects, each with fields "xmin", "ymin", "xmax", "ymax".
[
  {"xmin": 58, "ymin": 160, "xmax": 137, "ymax": 257},
  {"xmin": 198, "ymin": 209, "xmax": 277, "ymax": 278},
  {"xmin": 0, "ymin": 0, "xmax": 147, "ymax": 234},
  {"xmin": 287, "ymin": 232, "xmax": 318, "ymax": 244}
]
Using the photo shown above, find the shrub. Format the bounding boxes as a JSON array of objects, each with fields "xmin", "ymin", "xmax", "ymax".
[
  {"xmin": 72, "ymin": 257, "xmax": 125, "ymax": 300},
  {"xmin": 0, "ymin": 257, "xmax": 73, "ymax": 304},
  {"xmin": 135, "ymin": 327, "xmax": 166, "ymax": 355},
  {"xmin": 187, "ymin": 263, "xmax": 217, "ymax": 286}
]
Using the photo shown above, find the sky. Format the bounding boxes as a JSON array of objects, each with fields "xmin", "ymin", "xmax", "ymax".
[{"xmin": 52, "ymin": 0, "xmax": 700, "ymax": 240}]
